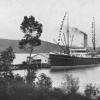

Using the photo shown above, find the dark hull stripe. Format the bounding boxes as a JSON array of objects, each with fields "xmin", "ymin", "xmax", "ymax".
[{"xmin": 49, "ymin": 54, "xmax": 100, "ymax": 66}]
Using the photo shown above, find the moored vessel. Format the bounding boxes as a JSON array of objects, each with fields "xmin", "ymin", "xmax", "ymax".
[{"xmin": 49, "ymin": 13, "xmax": 100, "ymax": 70}]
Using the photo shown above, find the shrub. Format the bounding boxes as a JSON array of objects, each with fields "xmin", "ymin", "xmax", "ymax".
[
  {"xmin": 61, "ymin": 74, "xmax": 79, "ymax": 94},
  {"xmin": 84, "ymin": 83, "xmax": 99, "ymax": 99},
  {"xmin": 36, "ymin": 73, "xmax": 52, "ymax": 89}
]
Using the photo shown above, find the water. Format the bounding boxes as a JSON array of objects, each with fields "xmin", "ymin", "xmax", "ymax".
[
  {"xmin": 13, "ymin": 54, "xmax": 100, "ymax": 92},
  {"xmin": 13, "ymin": 65, "xmax": 100, "ymax": 93}
]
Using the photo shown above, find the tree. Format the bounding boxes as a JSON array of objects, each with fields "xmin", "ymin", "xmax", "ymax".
[
  {"xmin": 0, "ymin": 46, "xmax": 15, "ymax": 71},
  {"xmin": 19, "ymin": 15, "xmax": 43, "ymax": 84},
  {"xmin": 0, "ymin": 46, "xmax": 15, "ymax": 83},
  {"xmin": 36, "ymin": 73, "xmax": 52, "ymax": 89},
  {"xmin": 61, "ymin": 74, "xmax": 79, "ymax": 94},
  {"xmin": 26, "ymin": 70, "xmax": 36, "ymax": 86}
]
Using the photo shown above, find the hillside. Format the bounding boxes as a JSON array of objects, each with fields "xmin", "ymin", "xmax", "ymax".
[
  {"xmin": 0, "ymin": 38, "xmax": 99, "ymax": 53},
  {"xmin": 0, "ymin": 38, "xmax": 63, "ymax": 53}
]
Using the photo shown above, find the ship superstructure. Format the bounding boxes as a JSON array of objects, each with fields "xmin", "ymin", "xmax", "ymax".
[{"xmin": 49, "ymin": 13, "xmax": 100, "ymax": 70}]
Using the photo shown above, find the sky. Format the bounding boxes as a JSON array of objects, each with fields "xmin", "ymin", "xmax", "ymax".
[{"xmin": 0, "ymin": 0, "xmax": 100, "ymax": 46}]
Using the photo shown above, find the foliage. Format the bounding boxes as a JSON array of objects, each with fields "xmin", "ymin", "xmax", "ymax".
[
  {"xmin": 26, "ymin": 70, "xmax": 36, "ymax": 86},
  {"xmin": 12, "ymin": 74, "xmax": 25, "ymax": 84},
  {"xmin": 0, "ymin": 46, "xmax": 15, "ymax": 71},
  {"xmin": 49, "ymin": 88, "xmax": 66, "ymax": 100},
  {"xmin": 65, "ymin": 93, "xmax": 90, "ymax": 100},
  {"xmin": 0, "ymin": 46, "xmax": 15, "ymax": 87},
  {"xmin": 20, "ymin": 16, "xmax": 42, "ymax": 36},
  {"xmin": 84, "ymin": 83, "xmax": 99, "ymax": 99},
  {"xmin": 19, "ymin": 15, "xmax": 43, "ymax": 84},
  {"xmin": 5, "ymin": 84, "xmax": 90, "ymax": 100},
  {"xmin": 0, "ymin": 73, "xmax": 98, "ymax": 100},
  {"xmin": 7, "ymin": 83, "xmax": 35, "ymax": 100},
  {"xmin": 61, "ymin": 74, "xmax": 79, "ymax": 94},
  {"xmin": 36, "ymin": 73, "xmax": 52, "ymax": 89},
  {"xmin": 0, "ymin": 73, "xmax": 25, "ymax": 100},
  {"xmin": 19, "ymin": 36, "xmax": 41, "ymax": 51},
  {"xmin": 19, "ymin": 15, "xmax": 42, "ymax": 51},
  {"xmin": 0, "ymin": 71, "xmax": 14, "ymax": 83}
]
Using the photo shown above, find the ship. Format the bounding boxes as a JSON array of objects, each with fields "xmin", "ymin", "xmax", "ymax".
[{"xmin": 49, "ymin": 13, "xmax": 100, "ymax": 70}]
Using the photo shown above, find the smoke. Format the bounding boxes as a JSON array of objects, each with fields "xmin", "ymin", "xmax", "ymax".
[
  {"xmin": 71, "ymin": 27, "xmax": 87, "ymax": 36},
  {"xmin": 62, "ymin": 25, "xmax": 87, "ymax": 36}
]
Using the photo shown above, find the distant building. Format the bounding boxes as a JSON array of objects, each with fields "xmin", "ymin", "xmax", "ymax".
[
  {"xmin": 31, "ymin": 53, "xmax": 49, "ymax": 64},
  {"xmin": 13, "ymin": 53, "xmax": 50, "ymax": 65},
  {"xmin": 27, "ymin": 53, "xmax": 50, "ymax": 68}
]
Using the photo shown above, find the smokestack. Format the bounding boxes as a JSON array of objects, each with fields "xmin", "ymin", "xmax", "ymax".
[
  {"xmin": 71, "ymin": 27, "xmax": 88, "ymax": 48},
  {"xmin": 84, "ymin": 34, "xmax": 87, "ymax": 48},
  {"xmin": 79, "ymin": 31, "xmax": 87, "ymax": 48}
]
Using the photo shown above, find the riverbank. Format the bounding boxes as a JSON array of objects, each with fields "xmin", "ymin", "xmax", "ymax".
[
  {"xmin": 12, "ymin": 66, "xmax": 100, "ymax": 93},
  {"xmin": 0, "ymin": 71, "xmax": 100, "ymax": 100}
]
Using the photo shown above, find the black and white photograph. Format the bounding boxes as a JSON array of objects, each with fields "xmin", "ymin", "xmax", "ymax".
[{"xmin": 0, "ymin": 0, "xmax": 100, "ymax": 100}]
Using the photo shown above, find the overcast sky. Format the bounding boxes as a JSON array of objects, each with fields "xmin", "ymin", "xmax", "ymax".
[{"xmin": 0, "ymin": 0, "xmax": 100, "ymax": 46}]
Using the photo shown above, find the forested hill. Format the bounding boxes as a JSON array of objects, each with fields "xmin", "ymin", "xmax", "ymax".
[
  {"xmin": 0, "ymin": 38, "xmax": 100, "ymax": 53},
  {"xmin": 0, "ymin": 38, "xmax": 62, "ymax": 53}
]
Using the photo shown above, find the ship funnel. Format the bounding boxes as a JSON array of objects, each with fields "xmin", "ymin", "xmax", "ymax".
[
  {"xmin": 84, "ymin": 34, "xmax": 87, "ymax": 48},
  {"xmin": 72, "ymin": 28, "xmax": 88, "ymax": 48},
  {"xmin": 78, "ymin": 30, "xmax": 87, "ymax": 48}
]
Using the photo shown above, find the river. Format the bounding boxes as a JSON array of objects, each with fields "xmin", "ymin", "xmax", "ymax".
[
  {"xmin": 12, "ymin": 54, "xmax": 100, "ymax": 93},
  {"xmin": 13, "ymin": 65, "xmax": 100, "ymax": 93}
]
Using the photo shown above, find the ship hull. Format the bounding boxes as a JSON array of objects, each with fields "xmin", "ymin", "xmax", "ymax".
[
  {"xmin": 49, "ymin": 54, "xmax": 100, "ymax": 70},
  {"xmin": 51, "ymin": 64, "xmax": 99, "ymax": 71}
]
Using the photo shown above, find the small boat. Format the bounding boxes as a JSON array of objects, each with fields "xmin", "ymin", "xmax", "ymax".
[{"xmin": 49, "ymin": 13, "xmax": 100, "ymax": 71}]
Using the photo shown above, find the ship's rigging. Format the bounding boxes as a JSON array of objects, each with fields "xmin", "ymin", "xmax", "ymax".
[
  {"xmin": 49, "ymin": 14, "xmax": 100, "ymax": 69},
  {"xmin": 57, "ymin": 12, "xmax": 75, "ymax": 55},
  {"xmin": 57, "ymin": 12, "xmax": 93, "ymax": 55},
  {"xmin": 58, "ymin": 12, "xmax": 66, "ymax": 45},
  {"xmin": 58, "ymin": 12, "xmax": 70, "ymax": 54},
  {"xmin": 92, "ymin": 17, "xmax": 96, "ymax": 51}
]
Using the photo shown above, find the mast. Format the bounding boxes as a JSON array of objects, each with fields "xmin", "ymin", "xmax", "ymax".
[
  {"xmin": 58, "ymin": 12, "xmax": 67, "ymax": 45},
  {"xmin": 92, "ymin": 17, "xmax": 96, "ymax": 51},
  {"xmin": 57, "ymin": 12, "xmax": 70, "ymax": 54},
  {"xmin": 66, "ymin": 12, "xmax": 70, "ymax": 54},
  {"xmin": 58, "ymin": 12, "xmax": 67, "ymax": 53}
]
